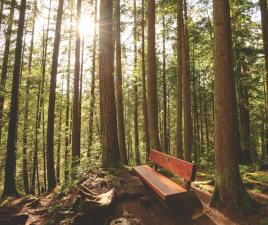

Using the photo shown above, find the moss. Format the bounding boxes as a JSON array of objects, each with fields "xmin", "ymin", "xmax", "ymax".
[{"xmin": 260, "ymin": 217, "xmax": 268, "ymax": 225}]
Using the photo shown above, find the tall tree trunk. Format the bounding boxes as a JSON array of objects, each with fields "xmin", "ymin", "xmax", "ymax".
[
  {"xmin": 147, "ymin": 0, "xmax": 160, "ymax": 150},
  {"xmin": 57, "ymin": 85, "xmax": 63, "ymax": 183},
  {"xmin": 0, "ymin": 0, "xmax": 4, "ymax": 31},
  {"xmin": 72, "ymin": 0, "xmax": 82, "ymax": 173},
  {"xmin": 182, "ymin": 0, "xmax": 192, "ymax": 162},
  {"xmin": 41, "ymin": 0, "xmax": 52, "ymax": 191},
  {"xmin": 141, "ymin": 0, "xmax": 150, "ymax": 160},
  {"xmin": 260, "ymin": 0, "xmax": 268, "ymax": 157},
  {"xmin": 88, "ymin": 0, "xmax": 97, "ymax": 156},
  {"xmin": 0, "ymin": 0, "xmax": 16, "ymax": 143},
  {"xmin": 2, "ymin": 0, "xmax": 27, "ymax": 197},
  {"xmin": 46, "ymin": 0, "xmax": 64, "ymax": 191},
  {"xmin": 162, "ymin": 14, "xmax": 168, "ymax": 154},
  {"xmin": 79, "ymin": 35, "xmax": 84, "ymax": 152},
  {"xmin": 238, "ymin": 63, "xmax": 252, "ymax": 164},
  {"xmin": 30, "ymin": 2, "xmax": 41, "ymax": 195},
  {"xmin": 99, "ymin": 0, "xmax": 120, "ymax": 167},
  {"xmin": 210, "ymin": 0, "xmax": 256, "ymax": 214},
  {"xmin": 198, "ymin": 74, "xmax": 204, "ymax": 155},
  {"xmin": 65, "ymin": 0, "xmax": 73, "ymax": 182},
  {"xmin": 133, "ymin": 0, "xmax": 140, "ymax": 164},
  {"xmin": 115, "ymin": 0, "xmax": 127, "ymax": 164},
  {"xmin": 176, "ymin": 0, "xmax": 183, "ymax": 158},
  {"xmin": 23, "ymin": 0, "xmax": 38, "ymax": 195}
]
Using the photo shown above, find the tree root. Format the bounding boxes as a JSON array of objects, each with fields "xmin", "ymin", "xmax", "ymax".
[{"xmin": 80, "ymin": 188, "xmax": 116, "ymax": 213}]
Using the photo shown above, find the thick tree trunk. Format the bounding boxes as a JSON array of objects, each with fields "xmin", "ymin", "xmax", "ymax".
[
  {"xmin": 141, "ymin": 0, "xmax": 150, "ymax": 160},
  {"xmin": 147, "ymin": 0, "xmax": 160, "ymax": 150},
  {"xmin": 72, "ymin": 0, "xmax": 82, "ymax": 175},
  {"xmin": 115, "ymin": 0, "xmax": 127, "ymax": 164},
  {"xmin": 46, "ymin": 0, "xmax": 64, "ymax": 191},
  {"xmin": 182, "ymin": 0, "xmax": 192, "ymax": 162},
  {"xmin": 99, "ymin": 0, "xmax": 120, "ymax": 167},
  {"xmin": 210, "ymin": 0, "xmax": 256, "ymax": 214},
  {"xmin": 2, "ymin": 0, "xmax": 27, "ymax": 197},
  {"xmin": 176, "ymin": 0, "xmax": 183, "ymax": 159}
]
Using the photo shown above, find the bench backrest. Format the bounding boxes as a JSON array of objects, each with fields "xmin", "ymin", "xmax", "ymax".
[{"xmin": 149, "ymin": 149, "xmax": 196, "ymax": 183}]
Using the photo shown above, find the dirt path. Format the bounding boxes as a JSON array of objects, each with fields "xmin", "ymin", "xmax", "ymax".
[
  {"xmin": 18, "ymin": 188, "xmax": 59, "ymax": 225},
  {"xmin": 1, "ymin": 170, "xmax": 267, "ymax": 225}
]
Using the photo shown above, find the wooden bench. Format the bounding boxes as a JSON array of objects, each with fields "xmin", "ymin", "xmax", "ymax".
[
  {"xmin": 133, "ymin": 149, "xmax": 196, "ymax": 201},
  {"xmin": 133, "ymin": 149, "xmax": 203, "ymax": 218}
]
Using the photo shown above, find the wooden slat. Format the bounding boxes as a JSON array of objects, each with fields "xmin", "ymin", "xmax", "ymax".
[
  {"xmin": 133, "ymin": 165, "xmax": 186, "ymax": 200},
  {"xmin": 149, "ymin": 149, "xmax": 196, "ymax": 182}
]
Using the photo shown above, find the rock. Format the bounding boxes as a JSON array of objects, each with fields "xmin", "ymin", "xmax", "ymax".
[{"xmin": 110, "ymin": 217, "xmax": 143, "ymax": 225}]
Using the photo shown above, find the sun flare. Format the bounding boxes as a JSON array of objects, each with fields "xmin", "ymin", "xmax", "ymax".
[{"xmin": 79, "ymin": 15, "xmax": 95, "ymax": 37}]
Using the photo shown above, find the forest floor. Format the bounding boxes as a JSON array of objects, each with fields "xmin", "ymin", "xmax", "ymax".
[{"xmin": 0, "ymin": 168, "xmax": 267, "ymax": 225}]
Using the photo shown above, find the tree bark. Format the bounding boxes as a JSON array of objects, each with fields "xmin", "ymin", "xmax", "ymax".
[
  {"xmin": 46, "ymin": 0, "xmax": 64, "ymax": 191},
  {"xmin": 65, "ymin": 0, "xmax": 73, "ymax": 182},
  {"xmin": 99, "ymin": 0, "xmax": 120, "ymax": 167},
  {"xmin": 141, "ymin": 0, "xmax": 150, "ymax": 160},
  {"xmin": 133, "ymin": 0, "xmax": 140, "ymax": 164},
  {"xmin": 176, "ymin": 0, "xmax": 183, "ymax": 159},
  {"xmin": 0, "ymin": 0, "xmax": 4, "ymax": 31},
  {"xmin": 0, "ymin": 0, "xmax": 16, "ymax": 143},
  {"xmin": 147, "ymin": 0, "xmax": 160, "ymax": 150},
  {"xmin": 72, "ymin": 0, "xmax": 82, "ymax": 173},
  {"xmin": 57, "ymin": 85, "xmax": 63, "ymax": 183},
  {"xmin": 87, "ymin": 0, "xmax": 97, "ymax": 157},
  {"xmin": 162, "ymin": 14, "xmax": 168, "ymax": 154},
  {"xmin": 115, "ymin": 0, "xmax": 128, "ymax": 164},
  {"xmin": 260, "ymin": 0, "xmax": 268, "ymax": 158},
  {"xmin": 182, "ymin": 0, "xmax": 192, "ymax": 162},
  {"xmin": 210, "ymin": 0, "xmax": 256, "ymax": 214},
  {"xmin": 3, "ymin": 0, "xmax": 27, "ymax": 197}
]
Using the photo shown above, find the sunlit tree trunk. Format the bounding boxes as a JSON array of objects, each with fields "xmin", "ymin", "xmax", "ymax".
[
  {"xmin": 99, "ymin": 0, "xmax": 120, "ymax": 167},
  {"xmin": 115, "ymin": 0, "xmax": 127, "ymax": 164},
  {"xmin": 40, "ymin": 0, "xmax": 52, "ymax": 191},
  {"xmin": 141, "ymin": 0, "xmax": 150, "ymax": 160},
  {"xmin": 3, "ymin": 0, "xmax": 27, "ymax": 197},
  {"xmin": 260, "ymin": 0, "xmax": 268, "ymax": 157},
  {"xmin": 79, "ymin": 35, "xmax": 84, "ymax": 151},
  {"xmin": 147, "ymin": 0, "xmax": 160, "ymax": 150},
  {"xmin": 65, "ymin": 0, "xmax": 73, "ymax": 182},
  {"xmin": 46, "ymin": 0, "xmax": 64, "ymax": 191},
  {"xmin": 57, "ymin": 85, "xmax": 63, "ymax": 183},
  {"xmin": 88, "ymin": 0, "xmax": 97, "ymax": 156},
  {"xmin": 72, "ymin": 0, "xmax": 82, "ymax": 175},
  {"xmin": 210, "ymin": 0, "xmax": 256, "ymax": 214},
  {"xmin": 182, "ymin": 0, "xmax": 192, "ymax": 162}
]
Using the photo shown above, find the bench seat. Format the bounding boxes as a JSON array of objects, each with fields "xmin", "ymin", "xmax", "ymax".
[{"xmin": 133, "ymin": 165, "xmax": 187, "ymax": 200}]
